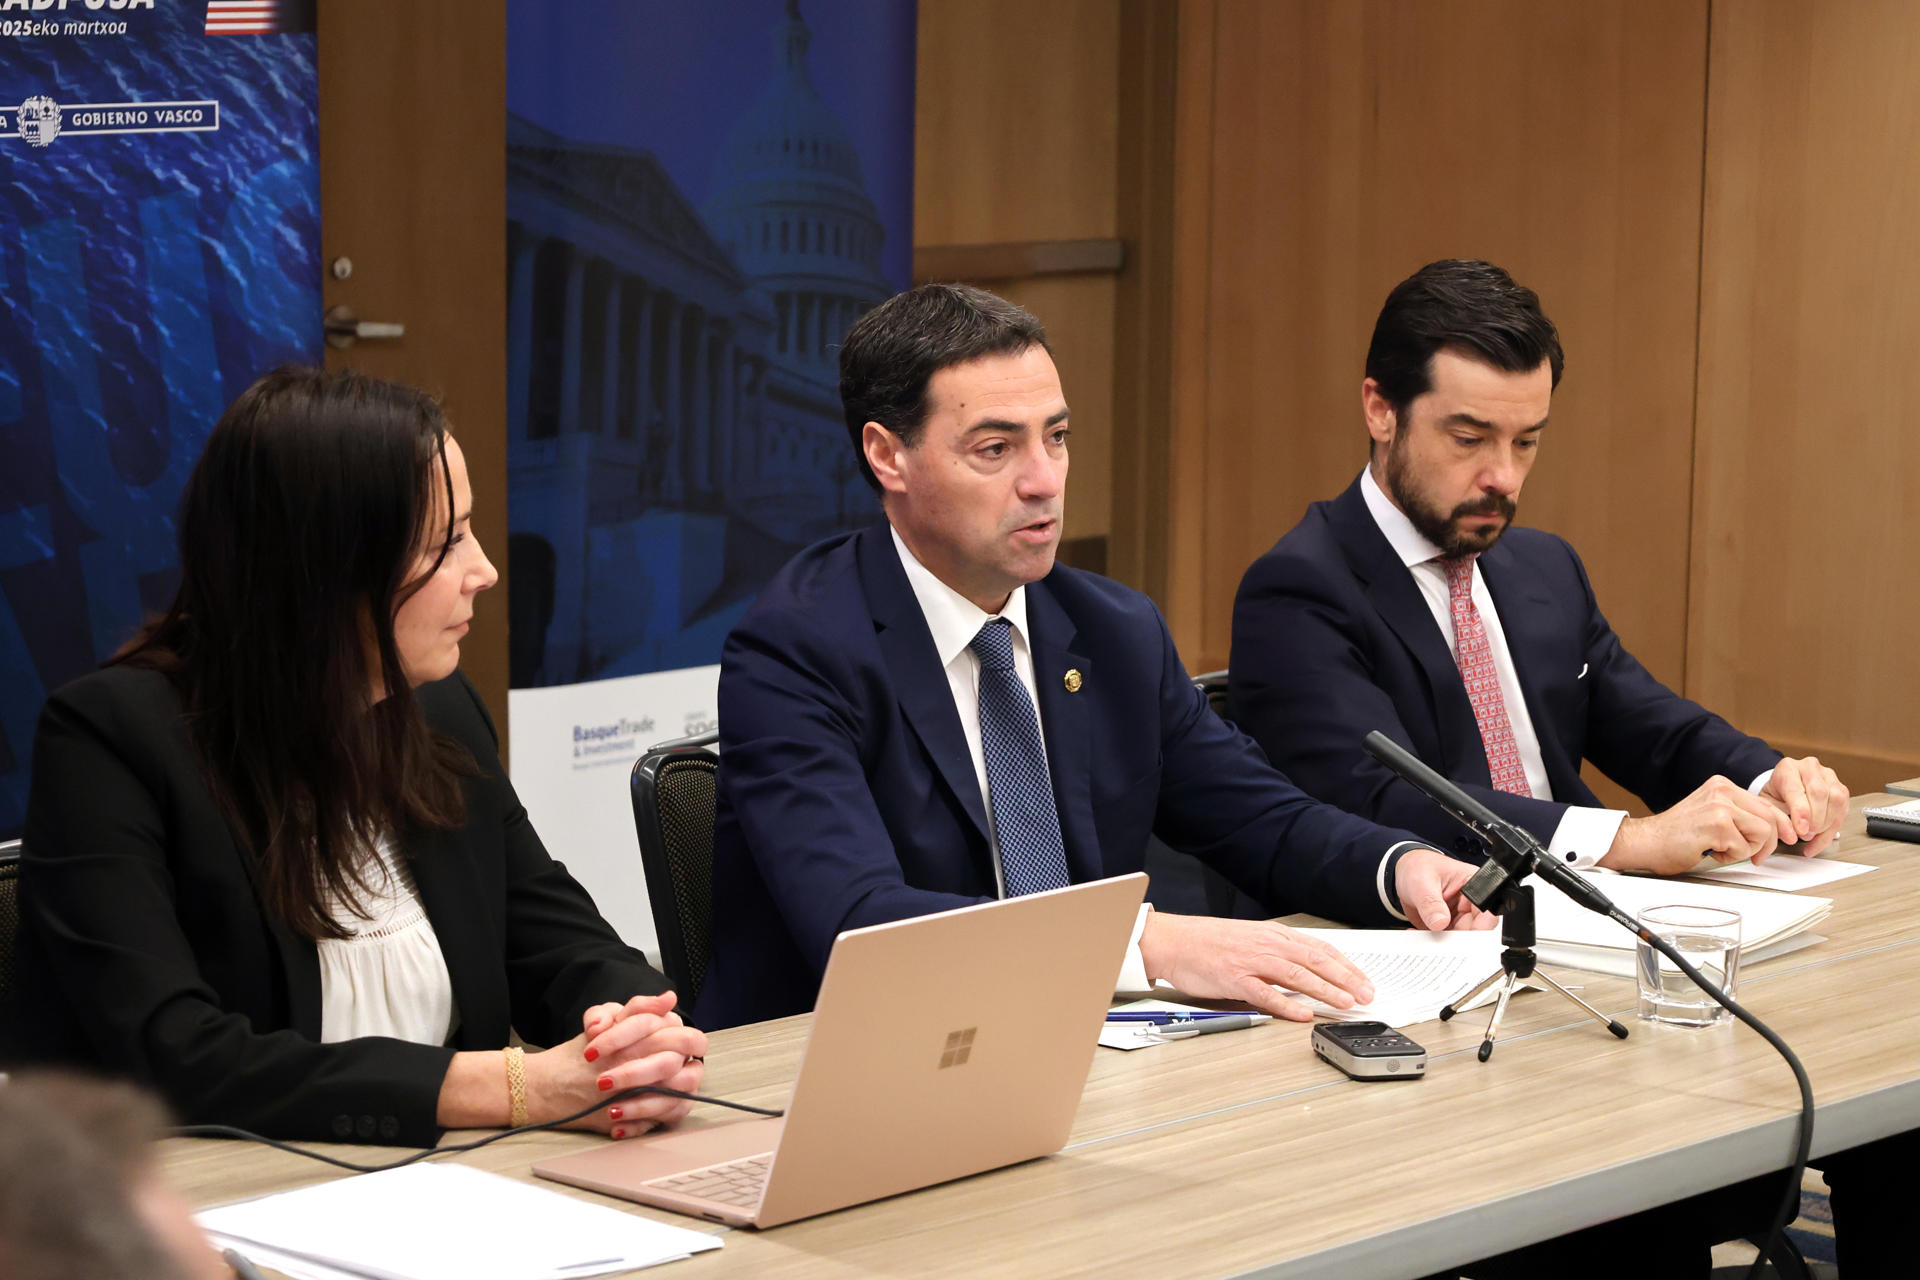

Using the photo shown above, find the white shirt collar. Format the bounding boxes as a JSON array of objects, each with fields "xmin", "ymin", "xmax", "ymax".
[
  {"xmin": 889, "ymin": 524, "xmax": 1031, "ymax": 668},
  {"xmin": 1359, "ymin": 465, "xmax": 1449, "ymax": 570}
]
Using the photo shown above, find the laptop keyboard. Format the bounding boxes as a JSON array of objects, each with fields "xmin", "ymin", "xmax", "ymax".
[{"xmin": 645, "ymin": 1153, "xmax": 773, "ymax": 1208}]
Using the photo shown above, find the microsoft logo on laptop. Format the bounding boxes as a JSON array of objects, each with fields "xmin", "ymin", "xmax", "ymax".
[{"xmin": 938, "ymin": 1028, "xmax": 976, "ymax": 1068}]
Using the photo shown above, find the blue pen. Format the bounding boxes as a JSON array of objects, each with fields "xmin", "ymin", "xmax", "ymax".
[
  {"xmin": 1147, "ymin": 1014, "xmax": 1269, "ymax": 1038},
  {"xmin": 1105, "ymin": 1010, "xmax": 1252, "ymax": 1024}
]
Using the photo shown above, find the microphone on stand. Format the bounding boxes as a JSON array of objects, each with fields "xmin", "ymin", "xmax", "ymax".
[
  {"xmin": 1363, "ymin": 728, "xmax": 1630, "ymax": 1061},
  {"xmin": 1360, "ymin": 729, "xmax": 1815, "ymax": 1279},
  {"xmin": 1362, "ymin": 730, "xmax": 1618, "ymax": 922}
]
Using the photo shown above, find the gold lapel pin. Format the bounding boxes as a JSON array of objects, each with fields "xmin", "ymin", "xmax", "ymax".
[{"xmin": 1063, "ymin": 669, "xmax": 1083, "ymax": 693}]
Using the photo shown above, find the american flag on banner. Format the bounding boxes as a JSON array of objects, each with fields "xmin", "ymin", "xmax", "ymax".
[{"xmin": 204, "ymin": 0, "xmax": 315, "ymax": 36}]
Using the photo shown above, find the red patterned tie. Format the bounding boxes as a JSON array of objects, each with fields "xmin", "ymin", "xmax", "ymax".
[{"xmin": 1442, "ymin": 557, "xmax": 1533, "ymax": 797}]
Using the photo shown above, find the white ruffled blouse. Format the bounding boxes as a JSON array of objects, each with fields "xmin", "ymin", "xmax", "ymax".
[{"xmin": 315, "ymin": 838, "xmax": 458, "ymax": 1046}]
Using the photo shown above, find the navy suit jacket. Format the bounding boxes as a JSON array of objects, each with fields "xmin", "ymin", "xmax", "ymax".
[
  {"xmin": 693, "ymin": 521, "xmax": 1429, "ymax": 1030},
  {"xmin": 1227, "ymin": 478, "xmax": 1781, "ymax": 864}
]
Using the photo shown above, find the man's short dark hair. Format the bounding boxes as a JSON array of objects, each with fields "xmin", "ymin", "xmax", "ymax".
[
  {"xmin": 839, "ymin": 283, "xmax": 1051, "ymax": 491},
  {"xmin": 1365, "ymin": 259, "xmax": 1564, "ymax": 429}
]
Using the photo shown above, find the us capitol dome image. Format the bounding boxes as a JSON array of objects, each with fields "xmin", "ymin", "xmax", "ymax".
[{"xmin": 504, "ymin": 0, "xmax": 894, "ymax": 685}]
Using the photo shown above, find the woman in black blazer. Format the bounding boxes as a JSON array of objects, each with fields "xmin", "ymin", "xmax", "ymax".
[{"xmin": 2, "ymin": 367, "xmax": 704, "ymax": 1146}]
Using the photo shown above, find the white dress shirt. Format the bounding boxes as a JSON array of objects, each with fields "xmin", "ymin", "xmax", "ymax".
[
  {"xmin": 316, "ymin": 837, "xmax": 459, "ymax": 1046},
  {"xmin": 890, "ymin": 526, "xmax": 1408, "ymax": 995},
  {"xmin": 1358, "ymin": 468, "xmax": 1767, "ymax": 867}
]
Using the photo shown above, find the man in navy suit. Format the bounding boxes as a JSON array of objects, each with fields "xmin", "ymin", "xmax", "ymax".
[
  {"xmin": 693, "ymin": 283, "xmax": 1494, "ymax": 1033},
  {"xmin": 1230, "ymin": 259, "xmax": 1888, "ymax": 1276},
  {"xmin": 1230, "ymin": 259, "xmax": 1847, "ymax": 877}
]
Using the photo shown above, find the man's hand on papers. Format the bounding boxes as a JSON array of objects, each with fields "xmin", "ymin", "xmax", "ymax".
[
  {"xmin": 1138, "ymin": 915, "xmax": 1386, "ymax": 1022},
  {"xmin": 1135, "ymin": 853, "xmax": 1491, "ymax": 1021},
  {"xmin": 525, "ymin": 991, "xmax": 707, "ymax": 1139},
  {"xmin": 1604, "ymin": 775, "xmax": 1791, "ymax": 873},
  {"xmin": 1392, "ymin": 849, "xmax": 1499, "ymax": 932},
  {"xmin": 1758, "ymin": 756, "xmax": 1850, "ymax": 859}
]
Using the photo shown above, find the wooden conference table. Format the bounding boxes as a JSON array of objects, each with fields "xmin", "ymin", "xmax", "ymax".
[{"xmin": 163, "ymin": 797, "xmax": 1920, "ymax": 1279}]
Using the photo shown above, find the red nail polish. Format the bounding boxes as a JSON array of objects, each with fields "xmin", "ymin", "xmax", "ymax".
[
  {"xmin": 597, "ymin": 1076, "xmax": 613, "ymax": 1091},
  {"xmin": 583, "ymin": 1047, "xmax": 599, "ymax": 1063},
  {"xmin": 608, "ymin": 1106, "xmax": 623, "ymax": 1120},
  {"xmin": 611, "ymin": 1127, "xmax": 625, "ymax": 1139}
]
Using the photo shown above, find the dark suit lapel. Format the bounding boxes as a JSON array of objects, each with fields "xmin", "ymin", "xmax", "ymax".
[
  {"xmin": 857, "ymin": 525, "xmax": 991, "ymax": 844},
  {"xmin": 406, "ymin": 823, "xmax": 507, "ymax": 1048},
  {"xmin": 1328, "ymin": 482, "xmax": 1486, "ymax": 780},
  {"xmin": 1026, "ymin": 580, "xmax": 1101, "ymax": 886}
]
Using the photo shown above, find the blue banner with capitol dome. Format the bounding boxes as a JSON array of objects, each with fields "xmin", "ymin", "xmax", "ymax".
[
  {"xmin": 502, "ymin": 0, "xmax": 915, "ymax": 955},
  {"xmin": 504, "ymin": 0, "xmax": 914, "ymax": 690},
  {"xmin": 0, "ymin": 0, "xmax": 321, "ymax": 840}
]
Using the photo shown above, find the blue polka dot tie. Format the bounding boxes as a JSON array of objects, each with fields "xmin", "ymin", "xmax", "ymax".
[{"xmin": 970, "ymin": 619, "xmax": 1071, "ymax": 896}]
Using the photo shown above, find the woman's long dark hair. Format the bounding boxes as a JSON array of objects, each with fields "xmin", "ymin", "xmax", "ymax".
[{"xmin": 118, "ymin": 365, "xmax": 472, "ymax": 940}]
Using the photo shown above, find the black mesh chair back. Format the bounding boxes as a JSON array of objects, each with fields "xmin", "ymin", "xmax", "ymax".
[
  {"xmin": 1191, "ymin": 669, "xmax": 1230, "ymax": 722},
  {"xmin": 630, "ymin": 734, "xmax": 720, "ymax": 1006},
  {"xmin": 0, "ymin": 839, "xmax": 21, "ymax": 1007}
]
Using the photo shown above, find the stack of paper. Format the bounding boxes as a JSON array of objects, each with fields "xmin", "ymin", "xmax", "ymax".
[
  {"xmin": 1530, "ymin": 870, "xmax": 1831, "ymax": 977},
  {"xmin": 1282, "ymin": 928, "xmax": 1501, "ymax": 1026},
  {"xmin": 1690, "ymin": 855, "xmax": 1874, "ymax": 891},
  {"xmin": 197, "ymin": 1162, "xmax": 722, "ymax": 1280}
]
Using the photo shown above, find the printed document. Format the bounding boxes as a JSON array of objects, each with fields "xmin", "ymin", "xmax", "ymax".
[
  {"xmin": 1281, "ymin": 928, "xmax": 1502, "ymax": 1027},
  {"xmin": 197, "ymin": 1162, "xmax": 722, "ymax": 1280},
  {"xmin": 1689, "ymin": 855, "xmax": 1875, "ymax": 891}
]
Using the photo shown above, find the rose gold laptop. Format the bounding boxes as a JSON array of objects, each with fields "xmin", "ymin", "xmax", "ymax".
[{"xmin": 532, "ymin": 873, "xmax": 1147, "ymax": 1228}]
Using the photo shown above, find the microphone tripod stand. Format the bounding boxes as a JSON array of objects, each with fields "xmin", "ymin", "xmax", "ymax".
[
  {"xmin": 1362, "ymin": 730, "xmax": 1634, "ymax": 1063},
  {"xmin": 1439, "ymin": 877, "xmax": 1627, "ymax": 1062}
]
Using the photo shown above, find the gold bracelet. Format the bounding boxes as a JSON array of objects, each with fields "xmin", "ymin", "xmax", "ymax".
[{"xmin": 504, "ymin": 1046, "xmax": 529, "ymax": 1128}]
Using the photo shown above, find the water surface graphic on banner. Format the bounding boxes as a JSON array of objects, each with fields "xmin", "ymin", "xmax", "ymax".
[{"xmin": 0, "ymin": 2, "xmax": 320, "ymax": 836}]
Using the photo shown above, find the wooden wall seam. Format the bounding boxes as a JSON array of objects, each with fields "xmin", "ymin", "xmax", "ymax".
[
  {"xmin": 1681, "ymin": 0, "xmax": 1719, "ymax": 702},
  {"xmin": 1165, "ymin": 0, "xmax": 1218, "ymax": 663},
  {"xmin": 1110, "ymin": 0, "xmax": 1180, "ymax": 606}
]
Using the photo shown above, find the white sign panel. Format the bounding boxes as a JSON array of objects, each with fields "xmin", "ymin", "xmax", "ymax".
[{"xmin": 507, "ymin": 664, "xmax": 721, "ymax": 959}]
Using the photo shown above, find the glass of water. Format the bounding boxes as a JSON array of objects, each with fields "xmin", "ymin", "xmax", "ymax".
[{"xmin": 1636, "ymin": 905, "xmax": 1742, "ymax": 1026}]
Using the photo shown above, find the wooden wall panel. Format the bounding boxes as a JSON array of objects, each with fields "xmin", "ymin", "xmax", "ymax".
[
  {"xmin": 915, "ymin": 1, "xmax": 1118, "ymax": 245},
  {"xmin": 319, "ymin": 0, "xmax": 509, "ymax": 725},
  {"xmin": 915, "ymin": 0, "xmax": 1120, "ymax": 540},
  {"xmin": 999, "ymin": 276, "xmax": 1117, "ymax": 543},
  {"xmin": 1109, "ymin": 0, "xmax": 1181, "ymax": 598},
  {"xmin": 1164, "ymin": 0, "xmax": 1218, "ymax": 649},
  {"xmin": 1173, "ymin": 0, "xmax": 1710, "ymax": 681},
  {"xmin": 1690, "ymin": 0, "xmax": 1920, "ymax": 789}
]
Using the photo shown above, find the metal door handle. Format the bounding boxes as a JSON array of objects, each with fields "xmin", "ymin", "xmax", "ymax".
[{"xmin": 324, "ymin": 305, "xmax": 406, "ymax": 348}]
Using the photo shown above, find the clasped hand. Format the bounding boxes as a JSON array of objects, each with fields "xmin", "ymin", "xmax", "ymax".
[
  {"xmin": 1606, "ymin": 758, "xmax": 1850, "ymax": 873},
  {"xmin": 523, "ymin": 990, "xmax": 707, "ymax": 1140}
]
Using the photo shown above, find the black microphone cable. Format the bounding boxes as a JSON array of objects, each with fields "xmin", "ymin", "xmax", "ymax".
[
  {"xmin": 1362, "ymin": 730, "xmax": 1814, "ymax": 1279},
  {"xmin": 1611, "ymin": 910, "xmax": 1815, "ymax": 1280},
  {"xmin": 170, "ymin": 1085, "xmax": 785, "ymax": 1175}
]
